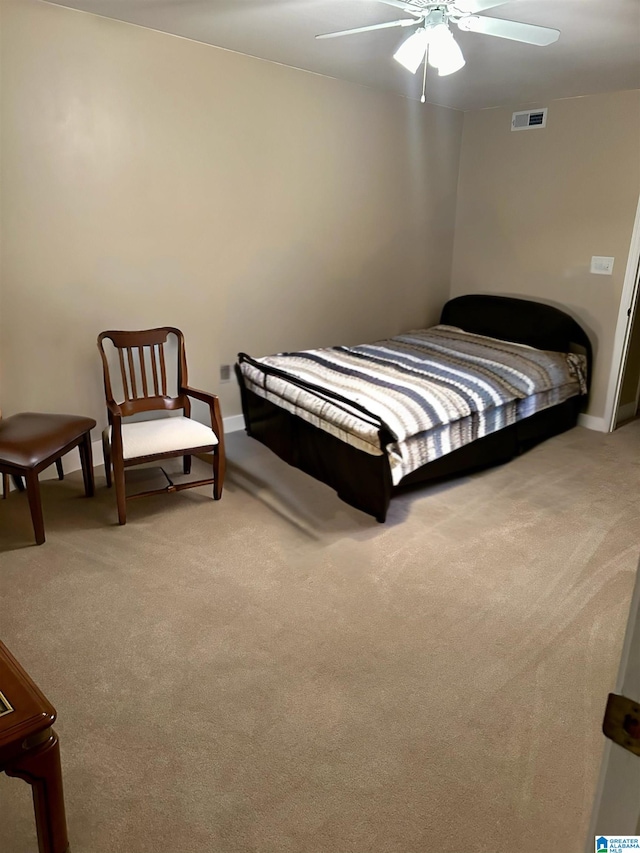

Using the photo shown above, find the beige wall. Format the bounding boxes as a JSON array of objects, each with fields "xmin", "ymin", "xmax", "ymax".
[
  {"xmin": 3, "ymin": 1, "xmax": 638, "ymax": 434},
  {"xmin": 0, "ymin": 0, "xmax": 463, "ymax": 427},
  {"xmin": 451, "ymin": 91, "xmax": 640, "ymax": 421}
]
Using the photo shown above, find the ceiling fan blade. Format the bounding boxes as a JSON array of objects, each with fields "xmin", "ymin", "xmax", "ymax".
[
  {"xmin": 316, "ymin": 19, "xmax": 418, "ymax": 39},
  {"xmin": 374, "ymin": 0, "xmax": 425, "ymax": 16},
  {"xmin": 453, "ymin": 0, "xmax": 509, "ymax": 12},
  {"xmin": 456, "ymin": 15, "xmax": 560, "ymax": 46}
]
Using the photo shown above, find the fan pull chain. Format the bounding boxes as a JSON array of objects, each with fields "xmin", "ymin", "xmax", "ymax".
[{"xmin": 420, "ymin": 44, "xmax": 429, "ymax": 103}]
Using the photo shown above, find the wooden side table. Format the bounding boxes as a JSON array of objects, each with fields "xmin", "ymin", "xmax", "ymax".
[{"xmin": 0, "ymin": 641, "xmax": 69, "ymax": 853}]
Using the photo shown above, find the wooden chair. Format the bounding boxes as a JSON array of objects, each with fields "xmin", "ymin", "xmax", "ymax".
[
  {"xmin": 97, "ymin": 327, "xmax": 225, "ymax": 525},
  {"xmin": 0, "ymin": 411, "xmax": 96, "ymax": 545}
]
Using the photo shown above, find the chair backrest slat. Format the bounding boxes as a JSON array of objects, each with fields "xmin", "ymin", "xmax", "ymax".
[
  {"xmin": 150, "ymin": 345, "xmax": 160, "ymax": 395},
  {"xmin": 117, "ymin": 348, "xmax": 130, "ymax": 402},
  {"xmin": 138, "ymin": 346, "xmax": 149, "ymax": 397},
  {"xmin": 158, "ymin": 344, "xmax": 168, "ymax": 397},
  {"xmin": 126, "ymin": 348, "xmax": 138, "ymax": 399}
]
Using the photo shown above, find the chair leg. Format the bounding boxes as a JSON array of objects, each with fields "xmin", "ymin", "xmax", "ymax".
[
  {"xmin": 183, "ymin": 455, "xmax": 192, "ymax": 475},
  {"xmin": 213, "ymin": 447, "xmax": 224, "ymax": 500},
  {"xmin": 112, "ymin": 456, "xmax": 127, "ymax": 526},
  {"xmin": 78, "ymin": 431, "xmax": 95, "ymax": 498},
  {"xmin": 1, "ymin": 473, "xmax": 8, "ymax": 499},
  {"xmin": 55, "ymin": 458, "xmax": 64, "ymax": 481},
  {"xmin": 25, "ymin": 470, "xmax": 45, "ymax": 546},
  {"xmin": 102, "ymin": 429, "xmax": 112, "ymax": 488},
  {"xmin": 14, "ymin": 475, "xmax": 25, "ymax": 492}
]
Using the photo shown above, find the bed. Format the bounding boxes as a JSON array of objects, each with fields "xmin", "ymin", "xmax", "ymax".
[{"xmin": 235, "ymin": 294, "xmax": 592, "ymax": 522}]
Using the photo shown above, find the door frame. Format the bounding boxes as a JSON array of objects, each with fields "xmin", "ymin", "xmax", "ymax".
[
  {"xmin": 586, "ymin": 556, "xmax": 640, "ymax": 844},
  {"xmin": 604, "ymin": 193, "xmax": 640, "ymax": 431}
]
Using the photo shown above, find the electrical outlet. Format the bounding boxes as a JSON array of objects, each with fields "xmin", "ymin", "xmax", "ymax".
[{"xmin": 219, "ymin": 364, "xmax": 232, "ymax": 383}]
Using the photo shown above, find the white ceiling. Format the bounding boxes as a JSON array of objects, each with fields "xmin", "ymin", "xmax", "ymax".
[{"xmin": 43, "ymin": 0, "xmax": 640, "ymax": 110}]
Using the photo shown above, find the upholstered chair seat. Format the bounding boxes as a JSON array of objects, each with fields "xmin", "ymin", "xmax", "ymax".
[{"xmin": 114, "ymin": 417, "xmax": 219, "ymax": 461}]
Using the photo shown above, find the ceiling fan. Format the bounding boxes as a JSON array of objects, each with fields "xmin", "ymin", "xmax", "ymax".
[{"xmin": 316, "ymin": 1, "xmax": 560, "ymax": 99}]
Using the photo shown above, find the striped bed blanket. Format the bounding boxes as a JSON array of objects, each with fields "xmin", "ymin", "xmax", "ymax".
[{"xmin": 238, "ymin": 325, "xmax": 587, "ymax": 485}]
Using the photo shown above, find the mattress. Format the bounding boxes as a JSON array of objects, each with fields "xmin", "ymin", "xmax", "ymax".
[{"xmin": 238, "ymin": 325, "xmax": 587, "ymax": 485}]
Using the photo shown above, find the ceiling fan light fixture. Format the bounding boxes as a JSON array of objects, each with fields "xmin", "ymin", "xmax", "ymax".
[
  {"xmin": 393, "ymin": 27, "xmax": 429, "ymax": 74},
  {"xmin": 318, "ymin": 0, "xmax": 560, "ymax": 100},
  {"xmin": 435, "ymin": 39, "xmax": 465, "ymax": 75},
  {"xmin": 428, "ymin": 23, "xmax": 466, "ymax": 76}
]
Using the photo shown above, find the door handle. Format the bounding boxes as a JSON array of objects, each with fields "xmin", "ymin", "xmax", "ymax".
[{"xmin": 603, "ymin": 693, "xmax": 640, "ymax": 756}]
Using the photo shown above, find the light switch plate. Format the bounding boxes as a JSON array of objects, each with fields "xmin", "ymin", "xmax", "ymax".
[{"xmin": 591, "ymin": 256, "xmax": 615, "ymax": 275}]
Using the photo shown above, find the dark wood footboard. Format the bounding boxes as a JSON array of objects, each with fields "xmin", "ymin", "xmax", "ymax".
[
  {"xmin": 237, "ymin": 371, "xmax": 394, "ymax": 521},
  {"xmin": 236, "ymin": 366, "xmax": 583, "ymax": 523}
]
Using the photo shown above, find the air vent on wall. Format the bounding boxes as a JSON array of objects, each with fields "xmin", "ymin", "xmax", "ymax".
[{"xmin": 511, "ymin": 108, "xmax": 548, "ymax": 131}]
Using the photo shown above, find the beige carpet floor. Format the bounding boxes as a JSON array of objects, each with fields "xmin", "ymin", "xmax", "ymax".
[{"xmin": 0, "ymin": 421, "xmax": 639, "ymax": 853}]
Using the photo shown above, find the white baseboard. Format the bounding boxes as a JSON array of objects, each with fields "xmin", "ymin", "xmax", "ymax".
[
  {"xmin": 578, "ymin": 413, "xmax": 609, "ymax": 432},
  {"xmin": 223, "ymin": 414, "xmax": 246, "ymax": 434},
  {"xmin": 6, "ymin": 408, "xmax": 610, "ymax": 489},
  {"xmin": 5, "ymin": 408, "xmax": 613, "ymax": 492}
]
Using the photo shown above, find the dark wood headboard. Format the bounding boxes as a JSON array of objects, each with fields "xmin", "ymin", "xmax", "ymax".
[{"xmin": 441, "ymin": 294, "xmax": 593, "ymax": 387}]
